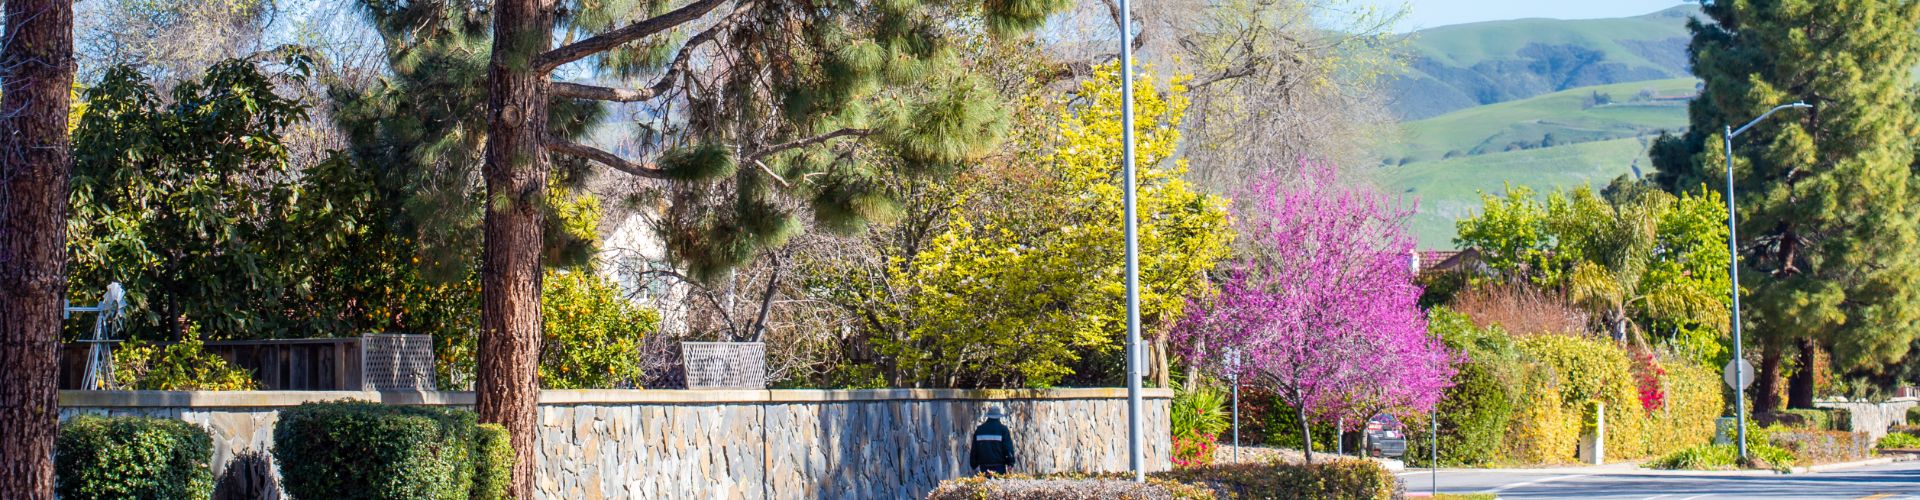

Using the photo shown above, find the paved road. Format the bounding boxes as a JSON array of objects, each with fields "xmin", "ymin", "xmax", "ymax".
[{"xmin": 1397, "ymin": 460, "xmax": 1920, "ymax": 499}]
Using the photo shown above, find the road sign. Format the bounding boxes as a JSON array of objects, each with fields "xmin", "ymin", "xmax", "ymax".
[{"xmin": 1723, "ymin": 359, "xmax": 1755, "ymax": 390}]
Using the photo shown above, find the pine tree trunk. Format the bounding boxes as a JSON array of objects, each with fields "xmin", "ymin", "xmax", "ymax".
[
  {"xmin": 478, "ymin": 0, "xmax": 552, "ymax": 497},
  {"xmin": 1787, "ymin": 338, "xmax": 1816, "ymax": 409},
  {"xmin": 1754, "ymin": 345, "xmax": 1783, "ymax": 414},
  {"xmin": 0, "ymin": 0, "xmax": 75, "ymax": 496}
]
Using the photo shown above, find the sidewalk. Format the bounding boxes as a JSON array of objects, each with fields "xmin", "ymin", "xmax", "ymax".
[{"xmin": 1395, "ymin": 452, "xmax": 1916, "ymax": 478}]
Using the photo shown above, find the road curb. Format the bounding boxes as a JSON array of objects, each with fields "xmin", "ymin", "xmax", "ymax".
[{"xmin": 1789, "ymin": 454, "xmax": 1915, "ymax": 474}]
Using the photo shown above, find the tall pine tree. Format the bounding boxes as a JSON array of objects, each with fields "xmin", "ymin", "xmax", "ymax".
[
  {"xmin": 457, "ymin": 1, "xmax": 1064, "ymax": 495},
  {"xmin": 0, "ymin": 0, "xmax": 75, "ymax": 495},
  {"xmin": 1649, "ymin": 0, "xmax": 1920, "ymax": 410}
]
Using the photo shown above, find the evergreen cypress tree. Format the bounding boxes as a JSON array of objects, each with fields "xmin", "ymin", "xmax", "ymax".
[{"xmin": 1649, "ymin": 0, "xmax": 1920, "ymax": 410}]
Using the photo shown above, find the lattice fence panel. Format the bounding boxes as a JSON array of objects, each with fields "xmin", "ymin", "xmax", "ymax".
[
  {"xmin": 363, "ymin": 334, "xmax": 436, "ymax": 391},
  {"xmin": 681, "ymin": 342, "xmax": 766, "ymax": 390}
]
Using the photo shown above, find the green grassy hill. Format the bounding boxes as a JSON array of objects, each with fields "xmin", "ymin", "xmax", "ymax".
[
  {"xmin": 1389, "ymin": 78, "xmax": 1698, "ymax": 164},
  {"xmin": 1390, "ymin": 5, "xmax": 1698, "ymax": 119},
  {"xmin": 1383, "ymin": 137, "xmax": 1658, "ymax": 247},
  {"xmin": 1378, "ymin": 78, "xmax": 1700, "ymax": 248}
]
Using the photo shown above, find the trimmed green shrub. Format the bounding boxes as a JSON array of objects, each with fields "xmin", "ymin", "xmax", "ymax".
[
  {"xmin": 472, "ymin": 423, "xmax": 514, "ymax": 500},
  {"xmin": 56, "ymin": 415, "xmax": 215, "ymax": 500},
  {"xmin": 1158, "ymin": 459, "xmax": 1401, "ymax": 500},
  {"xmin": 1908, "ymin": 405, "xmax": 1920, "ymax": 426},
  {"xmin": 274, "ymin": 401, "xmax": 479, "ymax": 500}
]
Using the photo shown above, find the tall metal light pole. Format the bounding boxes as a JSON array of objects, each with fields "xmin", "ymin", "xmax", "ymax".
[
  {"xmin": 1119, "ymin": 0, "xmax": 1146, "ymax": 483},
  {"xmin": 1724, "ymin": 101, "xmax": 1811, "ymax": 461}
]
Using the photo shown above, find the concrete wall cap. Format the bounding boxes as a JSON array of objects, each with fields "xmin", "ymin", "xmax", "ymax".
[{"xmin": 61, "ymin": 387, "xmax": 1172, "ymax": 408}]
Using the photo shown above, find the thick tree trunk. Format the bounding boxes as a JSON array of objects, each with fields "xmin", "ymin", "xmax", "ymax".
[
  {"xmin": 478, "ymin": 0, "xmax": 552, "ymax": 497},
  {"xmin": 0, "ymin": 0, "xmax": 75, "ymax": 496},
  {"xmin": 1787, "ymin": 338, "xmax": 1816, "ymax": 409},
  {"xmin": 1754, "ymin": 345, "xmax": 1783, "ymax": 414}
]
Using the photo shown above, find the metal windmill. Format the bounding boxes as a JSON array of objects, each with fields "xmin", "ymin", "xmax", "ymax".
[{"xmin": 66, "ymin": 282, "xmax": 128, "ymax": 390}]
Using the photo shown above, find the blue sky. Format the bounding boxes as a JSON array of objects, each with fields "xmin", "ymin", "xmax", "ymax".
[{"xmin": 1363, "ymin": 0, "xmax": 1695, "ymax": 31}]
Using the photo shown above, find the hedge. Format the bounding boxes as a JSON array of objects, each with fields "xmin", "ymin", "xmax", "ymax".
[
  {"xmin": 1159, "ymin": 459, "xmax": 1401, "ymax": 500},
  {"xmin": 274, "ymin": 401, "xmax": 507, "ymax": 500},
  {"xmin": 1411, "ymin": 308, "xmax": 1722, "ymax": 466},
  {"xmin": 929, "ymin": 459, "xmax": 1401, "ymax": 500},
  {"xmin": 56, "ymin": 415, "xmax": 214, "ymax": 500},
  {"xmin": 1909, "ymin": 405, "xmax": 1920, "ymax": 426}
]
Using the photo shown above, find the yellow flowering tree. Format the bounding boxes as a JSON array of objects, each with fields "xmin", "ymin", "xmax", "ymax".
[{"xmin": 875, "ymin": 63, "xmax": 1233, "ymax": 388}]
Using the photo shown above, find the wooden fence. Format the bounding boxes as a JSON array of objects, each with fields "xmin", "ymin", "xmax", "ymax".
[{"xmin": 60, "ymin": 335, "xmax": 433, "ymax": 391}]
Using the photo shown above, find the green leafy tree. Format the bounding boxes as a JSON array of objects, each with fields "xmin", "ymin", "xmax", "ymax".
[
  {"xmin": 871, "ymin": 64, "xmax": 1233, "ymax": 388},
  {"xmin": 1455, "ymin": 181, "xmax": 1731, "ymax": 364},
  {"xmin": 67, "ymin": 58, "xmax": 313, "ymax": 341},
  {"xmin": 1648, "ymin": 0, "xmax": 1920, "ymax": 409},
  {"xmin": 538, "ymin": 269, "xmax": 658, "ymax": 389}
]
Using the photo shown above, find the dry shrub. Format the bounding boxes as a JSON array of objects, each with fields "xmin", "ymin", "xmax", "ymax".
[{"xmin": 1449, "ymin": 284, "xmax": 1589, "ymax": 336}]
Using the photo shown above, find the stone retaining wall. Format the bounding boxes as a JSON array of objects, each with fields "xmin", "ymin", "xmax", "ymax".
[
  {"xmin": 1816, "ymin": 397, "xmax": 1919, "ymax": 439},
  {"xmin": 59, "ymin": 388, "xmax": 1172, "ymax": 499}
]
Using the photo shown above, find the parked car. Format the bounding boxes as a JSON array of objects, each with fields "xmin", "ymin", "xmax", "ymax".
[{"xmin": 1365, "ymin": 414, "xmax": 1408, "ymax": 458}]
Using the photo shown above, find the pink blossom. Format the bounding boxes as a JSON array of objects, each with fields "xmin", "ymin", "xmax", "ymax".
[{"xmin": 1176, "ymin": 161, "xmax": 1456, "ymax": 452}]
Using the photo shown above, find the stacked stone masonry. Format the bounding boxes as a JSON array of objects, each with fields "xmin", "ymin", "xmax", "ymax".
[{"xmin": 59, "ymin": 389, "xmax": 1171, "ymax": 499}]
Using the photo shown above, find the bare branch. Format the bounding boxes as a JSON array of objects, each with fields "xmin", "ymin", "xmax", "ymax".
[
  {"xmin": 747, "ymin": 254, "xmax": 781, "ymax": 342},
  {"xmin": 548, "ymin": 7, "xmax": 738, "ymax": 102},
  {"xmin": 747, "ymin": 128, "xmax": 871, "ymax": 161},
  {"xmin": 750, "ymin": 159, "xmax": 791, "ymax": 188},
  {"xmin": 535, "ymin": 0, "xmax": 730, "ymax": 73},
  {"xmin": 545, "ymin": 136, "xmax": 671, "ymax": 179},
  {"xmin": 551, "ymin": 81, "xmax": 662, "ymax": 102}
]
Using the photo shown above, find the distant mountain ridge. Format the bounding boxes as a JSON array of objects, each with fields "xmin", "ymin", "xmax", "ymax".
[{"xmin": 1387, "ymin": 5, "xmax": 1699, "ymax": 120}]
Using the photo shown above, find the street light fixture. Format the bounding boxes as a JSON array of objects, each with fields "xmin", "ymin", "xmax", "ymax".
[{"xmin": 1724, "ymin": 101, "xmax": 1811, "ymax": 461}]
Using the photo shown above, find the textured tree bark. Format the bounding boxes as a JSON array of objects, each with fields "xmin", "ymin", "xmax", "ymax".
[
  {"xmin": 1786, "ymin": 338, "xmax": 1816, "ymax": 409},
  {"xmin": 1754, "ymin": 345, "xmax": 1783, "ymax": 414},
  {"xmin": 478, "ymin": 0, "xmax": 552, "ymax": 497},
  {"xmin": 0, "ymin": 0, "xmax": 75, "ymax": 496}
]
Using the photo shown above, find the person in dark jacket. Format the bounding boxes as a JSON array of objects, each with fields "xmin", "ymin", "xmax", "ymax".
[{"xmin": 968, "ymin": 407, "xmax": 1016, "ymax": 475}]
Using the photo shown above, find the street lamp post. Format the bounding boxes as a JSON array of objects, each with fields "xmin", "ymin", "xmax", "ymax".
[
  {"xmin": 1724, "ymin": 101, "xmax": 1811, "ymax": 461},
  {"xmin": 1118, "ymin": 0, "xmax": 1146, "ymax": 483}
]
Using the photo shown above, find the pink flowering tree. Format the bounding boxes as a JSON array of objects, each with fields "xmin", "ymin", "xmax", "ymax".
[{"xmin": 1176, "ymin": 162, "xmax": 1455, "ymax": 463}]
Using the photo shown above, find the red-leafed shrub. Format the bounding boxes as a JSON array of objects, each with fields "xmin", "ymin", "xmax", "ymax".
[{"xmin": 1630, "ymin": 350, "xmax": 1667, "ymax": 413}]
